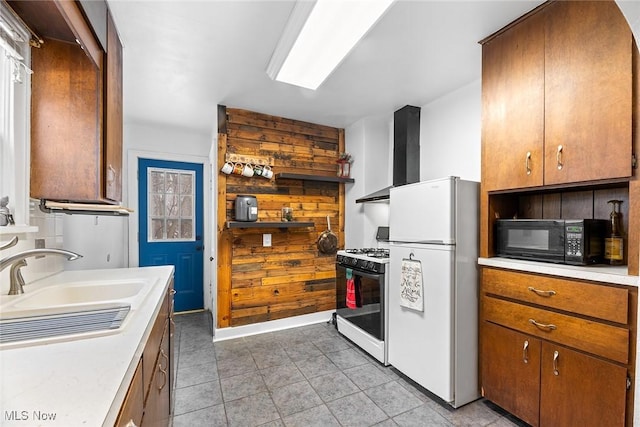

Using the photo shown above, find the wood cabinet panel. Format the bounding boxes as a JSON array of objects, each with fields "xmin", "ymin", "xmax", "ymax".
[
  {"xmin": 484, "ymin": 297, "xmax": 629, "ymax": 364},
  {"xmin": 31, "ymin": 37, "xmax": 102, "ymax": 201},
  {"xmin": 544, "ymin": 0, "xmax": 632, "ymax": 185},
  {"xmin": 115, "ymin": 359, "xmax": 144, "ymax": 427},
  {"xmin": 482, "ymin": 268, "xmax": 629, "ymax": 324},
  {"xmin": 105, "ymin": 10, "xmax": 123, "ymax": 202},
  {"xmin": 142, "ymin": 322, "xmax": 171, "ymax": 426},
  {"xmin": 481, "ymin": 10, "xmax": 544, "ymax": 192},
  {"xmin": 540, "ymin": 342, "xmax": 627, "ymax": 427},
  {"xmin": 143, "ymin": 295, "xmax": 169, "ymax": 402},
  {"xmin": 482, "ymin": 322, "xmax": 541, "ymax": 426}
]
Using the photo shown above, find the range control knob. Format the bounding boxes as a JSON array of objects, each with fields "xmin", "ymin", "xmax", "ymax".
[
  {"xmin": 351, "ymin": 258, "xmax": 358, "ymax": 266},
  {"xmin": 367, "ymin": 261, "xmax": 375, "ymax": 270}
]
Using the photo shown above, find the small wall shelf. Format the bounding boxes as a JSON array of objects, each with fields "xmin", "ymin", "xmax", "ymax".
[
  {"xmin": 275, "ymin": 173, "xmax": 354, "ymax": 183},
  {"xmin": 226, "ymin": 221, "xmax": 315, "ymax": 229}
]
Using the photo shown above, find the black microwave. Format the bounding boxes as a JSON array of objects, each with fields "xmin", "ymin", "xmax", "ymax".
[{"xmin": 496, "ymin": 219, "xmax": 607, "ymax": 265}]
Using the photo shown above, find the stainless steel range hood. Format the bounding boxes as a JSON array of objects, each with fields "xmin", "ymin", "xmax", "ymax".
[{"xmin": 356, "ymin": 105, "xmax": 421, "ymax": 203}]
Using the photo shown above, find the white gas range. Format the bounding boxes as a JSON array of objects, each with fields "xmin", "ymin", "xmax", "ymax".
[{"xmin": 335, "ymin": 248, "xmax": 390, "ymax": 365}]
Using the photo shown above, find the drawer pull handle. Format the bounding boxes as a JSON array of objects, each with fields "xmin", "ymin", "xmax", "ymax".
[
  {"xmin": 556, "ymin": 145, "xmax": 563, "ymax": 170},
  {"xmin": 529, "ymin": 318, "xmax": 557, "ymax": 331},
  {"xmin": 157, "ymin": 349, "xmax": 169, "ymax": 390},
  {"xmin": 553, "ymin": 350, "xmax": 560, "ymax": 376},
  {"xmin": 525, "ymin": 151, "xmax": 532, "ymax": 175},
  {"xmin": 527, "ymin": 286, "xmax": 556, "ymax": 297},
  {"xmin": 523, "ymin": 340, "xmax": 529, "ymax": 364}
]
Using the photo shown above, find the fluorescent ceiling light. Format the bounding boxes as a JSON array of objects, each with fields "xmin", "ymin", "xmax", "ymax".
[{"xmin": 267, "ymin": 0, "xmax": 394, "ymax": 90}]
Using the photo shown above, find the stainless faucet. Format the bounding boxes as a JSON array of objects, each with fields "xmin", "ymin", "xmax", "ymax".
[{"xmin": 0, "ymin": 245, "xmax": 83, "ymax": 295}]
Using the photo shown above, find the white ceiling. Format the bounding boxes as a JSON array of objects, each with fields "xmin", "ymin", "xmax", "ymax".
[{"xmin": 106, "ymin": 0, "xmax": 548, "ymax": 135}]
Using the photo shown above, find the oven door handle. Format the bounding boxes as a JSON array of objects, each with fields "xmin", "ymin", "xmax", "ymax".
[{"xmin": 337, "ymin": 266, "xmax": 382, "ymax": 280}]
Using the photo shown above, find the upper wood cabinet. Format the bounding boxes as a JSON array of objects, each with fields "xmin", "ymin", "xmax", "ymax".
[
  {"xmin": 481, "ymin": 10, "xmax": 545, "ymax": 192},
  {"xmin": 11, "ymin": 0, "xmax": 123, "ymax": 203},
  {"xmin": 481, "ymin": 1, "xmax": 633, "ymax": 192}
]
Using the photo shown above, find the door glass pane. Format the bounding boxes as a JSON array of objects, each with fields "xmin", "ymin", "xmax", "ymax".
[{"xmin": 147, "ymin": 167, "xmax": 195, "ymax": 242}]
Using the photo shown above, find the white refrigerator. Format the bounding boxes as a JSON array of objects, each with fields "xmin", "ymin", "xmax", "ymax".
[{"xmin": 388, "ymin": 176, "xmax": 479, "ymax": 408}]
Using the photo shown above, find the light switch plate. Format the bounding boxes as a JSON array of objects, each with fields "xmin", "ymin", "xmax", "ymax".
[{"xmin": 263, "ymin": 233, "xmax": 272, "ymax": 247}]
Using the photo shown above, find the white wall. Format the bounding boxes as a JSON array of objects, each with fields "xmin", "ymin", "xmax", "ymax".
[
  {"xmin": 420, "ymin": 80, "xmax": 481, "ymax": 183},
  {"xmin": 344, "ymin": 115, "xmax": 392, "ymax": 248},
  {"xmin": 345, "ymin": 81, "xmax": 481, "ymax": 248},
  {"xmin": 123, "ymin": 121, "xmax": 214, "ymax": 313},
  {"xmin": 63, "ymin": 215, "xmax": 128, "ymax": 270}
]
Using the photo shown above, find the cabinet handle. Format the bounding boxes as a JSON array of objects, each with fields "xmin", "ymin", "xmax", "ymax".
[
  {"xmin": 523, "ymin": 340, "xmax": 529, "ymax": 364},
  {"xmin": 525, "ymin": 151, "xmax": 532, "ymax": 175},
  {"xmin": 528, "ymin": 318, "xmax": 557, "ymax": 331},
  {"xmin": 556, "ymin": 145, "xmax": 563, "ymax": 170},
  {"xmin": 553, "ymin": 350, "xmax": 560, "ymax": 376},
  {"xmin": 124, "ymin": 420, "xmax": 138, "ymax": 427},
  {"xmin": 157, "ymin": 349, "xmax": 168, "ymax": 390},
  {"xmin": 170, "ymin": 288, "xmax": 177, "ymax": 296},
  {"xmin": 527, "ymin": 286, "xmax": 556, "ymax": 297}
]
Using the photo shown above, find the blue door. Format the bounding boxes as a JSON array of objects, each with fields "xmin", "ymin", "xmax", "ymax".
[{"xmin": 138, "ymin": 158, "xmax": 204, "ymax": 312}]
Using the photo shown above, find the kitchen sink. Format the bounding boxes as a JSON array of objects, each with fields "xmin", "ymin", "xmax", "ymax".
[
  {"xmin": 0, "ymin": 279, "xmax": 153, "ymax": 347},
  {"xmin": 11, "ymin": 281, "xmax": 146, "ymax": 309}
]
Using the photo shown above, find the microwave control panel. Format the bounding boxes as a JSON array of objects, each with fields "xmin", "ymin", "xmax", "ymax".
[{"xmin": 565, "ymin": 225, "xmax": 584, "ymax": 256}]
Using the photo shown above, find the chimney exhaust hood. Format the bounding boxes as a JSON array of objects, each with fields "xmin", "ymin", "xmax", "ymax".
[{"xmin": 356, "ymin": 105, "xmax": 421, "ymax": 203}]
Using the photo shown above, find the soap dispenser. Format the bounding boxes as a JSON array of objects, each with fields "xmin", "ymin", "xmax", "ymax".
[{"xmin": 604, "ymin": 199, "xmax": 624, "ymax": 265}]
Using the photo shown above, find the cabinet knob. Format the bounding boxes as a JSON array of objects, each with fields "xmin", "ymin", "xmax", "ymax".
[{"xmin": 124, "ymin": 420, "xmax": 138, "ymax": 427}]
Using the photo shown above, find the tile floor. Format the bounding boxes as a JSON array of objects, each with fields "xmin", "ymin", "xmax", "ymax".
[{"xmin": 171, "ymin": 311, "xmax": 525, "ymax": 427}]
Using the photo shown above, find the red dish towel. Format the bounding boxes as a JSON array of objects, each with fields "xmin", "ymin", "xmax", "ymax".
[{"xmin": 346, "ymin": 277, "xmax": 357, "ymax": 309}]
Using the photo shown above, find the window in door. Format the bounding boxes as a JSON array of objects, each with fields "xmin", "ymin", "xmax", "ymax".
[{"xmin": 147, "ymin": 168, "xmax": 195, "ymax": 241}]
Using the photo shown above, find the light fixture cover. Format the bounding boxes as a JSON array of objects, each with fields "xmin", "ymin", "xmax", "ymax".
[{"xmin": 267, "ymin": 0, "xmax": 394, "ymax": 90}]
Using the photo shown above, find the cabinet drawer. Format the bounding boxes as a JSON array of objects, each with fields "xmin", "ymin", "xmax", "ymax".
[
  {"xmin": 482, "ymin": 268, "xmax": 628, "ymax": 324},
  {"xmin": 483, "ymin": 297, "xmax": 629, "ymax": 364}
]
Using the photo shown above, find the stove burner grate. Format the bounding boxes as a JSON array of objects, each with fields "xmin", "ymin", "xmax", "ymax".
[{"xmin": 344, "ymin": 248, "xmax": 390, "ymax": 259}]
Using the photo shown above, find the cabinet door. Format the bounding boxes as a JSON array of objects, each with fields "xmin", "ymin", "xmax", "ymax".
[
  {"xmin": 142, "ymin": 323, "xmax": 171, "ymax": 427},
  {"xmin": 544, "ymin": 0, "xmax": 632, "ymax": 185},
  {"xmin": 540, "ymin": 342, "xmax": 627, "ymax": 427},
  {"xmin": 116, "ymin": 360, "xmax": 144, "ymax": 427},
  {"xmin": 481, "ymin": 10, "xmax": 544, "ymax": 192},
  {"xmin": 482, "ymin": 322, "xmax": 541, "ymax": 427},
  {"xmin": 105, "ymin": 9, "xmax": 123, "ymax": 202}
]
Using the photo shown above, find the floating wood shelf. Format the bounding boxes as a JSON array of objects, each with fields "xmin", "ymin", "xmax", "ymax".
[
  {"xmin": 275, "ymin": 173, "xmax": 354, "ymax": 183},
  {"xmin": 226, "ymin": 221, "xmax": 315, "ymax": 229}
]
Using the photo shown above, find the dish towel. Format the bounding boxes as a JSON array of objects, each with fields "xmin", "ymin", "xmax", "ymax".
[
  {"xmin": 346, "ymin": 268, "xmax": 357, "ymax": 309},
  {"xmin": 354, "ymin": 276, "xmax": 363, "ymax": 308},
  {"xmin": 400, "ymin": 257, "xmax": 424, "ymax": 311}
]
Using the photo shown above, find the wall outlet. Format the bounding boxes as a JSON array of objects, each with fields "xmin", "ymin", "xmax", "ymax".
[
  {"xmin": 263, "ymin": 234, "xmax": 272, "ymax": 247},
  {"xmin": 35, "ymin": 238, "xmax": 45, "ymax": 249}
]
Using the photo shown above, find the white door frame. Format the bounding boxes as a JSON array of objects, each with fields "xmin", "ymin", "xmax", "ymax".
[{"xmin": 127, "ymin": 149, "xmax": 212, "ymax": 313}]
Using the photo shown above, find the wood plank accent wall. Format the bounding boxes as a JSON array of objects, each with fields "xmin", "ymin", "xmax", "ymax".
[{"xmin": 216, "ymin": 106, "xmax": 346, "ymax": 327}]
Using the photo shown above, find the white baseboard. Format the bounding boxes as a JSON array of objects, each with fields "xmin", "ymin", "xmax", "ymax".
[{"xmin": 213, "ymin": 310, "xmax": 335, "ymax": 342}]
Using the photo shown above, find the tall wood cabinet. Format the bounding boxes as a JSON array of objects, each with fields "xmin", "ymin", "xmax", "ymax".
[
  {"xmin": 481, "ymin": 0, "xmax": 633, "ymax": 192},
  {"xmin": 480, "ymin": 1, "xmax": 638, "ymax": 426},
  {"xmin": 9, "ymin": 0, "xmax": 123, "ymax": 203}
]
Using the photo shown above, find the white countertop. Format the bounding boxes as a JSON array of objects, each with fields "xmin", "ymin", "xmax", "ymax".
[
  {"xmin": 478, "ymin": 257, "xmax": 639, "ymax": 287},
  {"xmin": 0, "ymin": 265, "xmax": 174, "ymax": 427}
]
